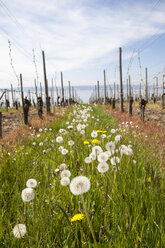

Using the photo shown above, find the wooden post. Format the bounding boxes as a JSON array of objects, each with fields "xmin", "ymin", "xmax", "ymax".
[
  {"xmin": 129, "ymin": 75, "xmax": 131, "ymax": 98},
  {"xmin": 127, "ymin": 79, "xmax": 128, "ymax": 101},
  {"xmin": 145, "ymin": 68, "xmax": 148, "ymax": 101},
  {"xmin": 20, "ymin": 74, "xmax": 26, "ymax": 124},
  {"xmin": 34, "ymin": 79, "xmax": 38, "ymax": 103},
  {"xmin": 104, "ymin": 70, "xmax": 106, "ymax": 104},
  {"xmin": 68, "ymin": 81, "xmax": 71, "ymax": 105},
  {"xmin": 72, "ymin": 87, "xmax": 74, "ymax": 102},
  {"xmin": 97, "ymin": 81, "xmax": 100, "ymax": 103},
  {"xmin": 11, "ymin": 84, "xmax": 14, "ymax": 107},
  {"xmin": 156, "ymin": 76, "xmax": 158, "ymax": 100},
  {"xmin": 0, "ymin": 111, "xmax": 2, "ymax": 138},
  {"xmin": 162, "ymin": 74, "xmax": 165, "ymax": 108},
  {"xmin": 61, "ymin": 72, "xmax": 64, "ymax": 106},
  {"xmin": 40, "ymin": 82, "xmax": 42, "ymax": 98},
  {"xmin": 139, "ymin": 83, "xmax": 141, "ymax": 99},
  {"xmin": 42, "ymin": 50, "xmax": 50, "ymax": 113},
  {"xmin": 119, "ymin": 47, "xmax": 124, "ymax": 112}
]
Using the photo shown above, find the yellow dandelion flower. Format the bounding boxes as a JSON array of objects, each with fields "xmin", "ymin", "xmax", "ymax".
[
  {"xmin": 148, "ymin": 177, "xmax": 151, "ymax": 183},
  {"xmin": 84, "ymin": 141, "xmax": 89, "ymax": 145},
  {"xmin": 102, "ymin": 131, "xmax": 107, "ymax": 133},
  {"xmin": 96, "ymin": 130, "xmax": 103, "ymax": 133},
  {"xmin": 92, "ymin": 139, "xmax": 99, "ymax": 144},
  {"xmin": 71, "ymin": 213, "xmax": 84, "ymax": 222}
]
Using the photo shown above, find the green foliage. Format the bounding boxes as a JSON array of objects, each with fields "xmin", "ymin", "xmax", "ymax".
[{"xmin": 0, "ymin": 105, "xmax": 164, "ymax": 247}]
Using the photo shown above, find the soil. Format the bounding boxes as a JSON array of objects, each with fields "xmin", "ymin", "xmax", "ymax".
[{"xmin": 1, "ymin": 109, "xmax": 38, "ymax": 137}]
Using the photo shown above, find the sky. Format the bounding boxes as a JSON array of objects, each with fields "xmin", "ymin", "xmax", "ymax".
[{"xmin": 0, "ymin": 0, "xmax": 165, "ymax": 96}]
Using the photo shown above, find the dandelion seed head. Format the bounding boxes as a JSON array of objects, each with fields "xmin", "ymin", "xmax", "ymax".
[
  {"xmin": 61, "ymin": 170, "xmax": 71, "ymax": 178},
  {"xmin": 98, "ymin": 152, "xmax": 109, "ymax": 162},
  {"xmin": 26, "ymin": 179, "xmax": 37, "ymax": 188},
  {"xmin": 70, "ymin": 176, "xmax": 90, "ymax": 195},
  {"xmin": 21, "ymin": 188, "xmax": 35, "ymax": 202},
  {"xmin": 13, "ymin": 224, "xmax": 26, "ymax": 238},
  {"xmin": 60, "ymin": 177, "xmax": 70, "ymax": 186},
  {"xmin": 97, "ymin": 162, "xmax": 109, "ymax": 173},
  {"xmin": 56, "ymin": 136, "xmax": 63, "ymax": 143}
]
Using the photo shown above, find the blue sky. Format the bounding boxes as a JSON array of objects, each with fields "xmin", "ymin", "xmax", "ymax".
[{"xmin": 0, "ymin": 0, "xmax": 165, "ymax": 90}]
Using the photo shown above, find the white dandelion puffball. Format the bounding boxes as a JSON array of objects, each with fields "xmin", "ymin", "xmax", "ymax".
[
  {"xmin": 115, "ymin": 134, "xmax": 122, "ymax": 143},
  {"xmin": 39, "ymin": 142, "xmax": 43, "ymax": 146},
  {"xmin": 80, "ymin": 130, "xmax": 85, "ymax": 135},
  {"xmin": 105, "ymin": 141, "xmax": 115, "ymax": 152},
  {"xmin": 98, "ymin": 152, "xmax": 109, "ymax": 162},
  {"xmin": 26, "ymin": 179, "xmax": 37, "ymax": 188},
  {"xmin": 61, "ymin": 148, "xmax": 68, "ymax": 155},
  {"xmin": 97, "ymin": 162, "xmax": 109, "ymax": 173},
  {"xmin": 56, "ymin": 136, "xmax": 63, "ymax": 143},
  {"xmin": 111, "ymin": 156, "xmax": 120, "ymax": 166},
  {"xmin": 89, "ymin": 152, "xmax": 96, "ymax": 161},
  {"xmin": 111, "ymin": 129, "xmax": 116, "ymax": 134},
  {"xmin": 61, "ymin": 170, "xmax": 71, "ymax": 178},
  {"xmin": 21, "ymin": 188, "xmax": 35, "ymax": 202},
  {"xmin": 59, "ymin": 146, "xmax": 64, "ymax": 152},
  {"xmin": 70, "ymin": 176, "xmax": 90, "ymax": 195},
  {"xmin": 101, "ymin": 134, "xmax": 107, "ymax": 139},
  {"xmin": 92, "ymin": 145, "xmax": 103, "ymax": 155},
  {"xmin": 84, "ymin": 156, "xmax": 92, "ymax": 164},
  {"xmin": 68, "ymin": 140, "xmax": 74, "ymax": 146},
  {"xmin": 13, "ymin": 224, "xmax": 26, "ymax": 238},
  {"xmin": 60, "ymin": 177, "xmax": 70, "ymax": 186},
  {"xmin": 91, "ymin": 130, "xmax": 98, "ymax": 138},
  {"xmin": 59, "ymin": 163, "xmax": 67, "ymax": 171}
]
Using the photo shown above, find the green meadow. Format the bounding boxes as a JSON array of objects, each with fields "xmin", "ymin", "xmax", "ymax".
[{"xmin": 0, "ymin": 105, "xmax": 164, "ymax": 248}]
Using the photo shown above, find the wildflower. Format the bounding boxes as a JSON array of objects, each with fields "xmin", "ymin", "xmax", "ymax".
[
  {"xmin": 97, "ymin": 162, "xmax": 109, "ymax": 173},
  {"xmin": 92, "ymin": 139, "xmax": 99, "ymax": 144},
  {"xmin": 102, "ymin": 130, "xmax": 107, "ymax": 133},
  {"xmin": 39, "ymin": 128, "xmax": 42, "ymax": 132},
  {"xmin": 91, "ymin": 130, "xmax": 98, "ymax": 138},
  {"xmin": 148, "ymin": 177, "xmax": 151, "ymax": 183},
  {"xmin": 133, "ymin": 160, "xmax": 136, "ymax": 164},
  {"xmin": 39, "ymin": 142, "xmax": 43, "ymax": 146},
  {"xmin": 59, "ymin": 146, "xmax": 64, "ymax": 152},
  {"xmin": 54, "ymin": 168, "xmax": 60, "ymax": 173},
  {"xmin": 56, "ymin": 136, "xmax": 63, "ymax": 143},
  {"xmin": 111, "ymin": 156, "xmax": 120, "ymax": 166},
  {"xmin": 84, "ymin": 141, "xmax": 89, "ymax": 145},
  {"xmin": 115, "ymin": 134, "xmax": 122, "ymax": 143},
  {"xmin": 85, "ymin": 157, "xmax": 92, "ymax": 164},
  {"xmin": 111, "ymin": 129, "xmax": 116, "ymax": 134},
  {"xmin": 37, "ymin": 134, "xmax": 40, "ymax": 138},
  {"xmin": 89, "ymin": 152, "xmax": 96, "ymax": 161},
  {"xmin": 13, "ymin": 224, "xmax": 26, "ymax": 238},
  {"xmin": 68, "ymin": 140, "xmax": 74, "ymax": 146},
  {"xmin": 92, "ymin": 145, "xmax": 103, "ymax": 155},
  {"xmin": 105, "ymin": 141, "xmax": 115, "ymax": 152},
  {"xmin": 61, "ymin": 170, "xmax": 71, "ymax": 178},
  {"xmin": 21, "ymin": 188, "xmax": 35, "ymax": 202},
  {"xmin": 71, "ymin": 213, "xmax": 84, "ymax": 222},
  {"xmin": 101, "ymin": 134, "xmax": 106, "ymax": 139},
  {"xmin": 97, "ymin": 130, "xmax": 103, "ymax": 133},
  {"xmin": 80, "ymin": 130, "xmax": 85, "ymax": 135},
  {"xmin": 60, "ymin": 177, "xmax": 70, "ymax": 186},
  {"xmin": 59, "ymin": 163, "xmax": 67, "ymax": 170},
  {"xmin": 61, "ymin": 149, "xmax": 68, "ymax": 155},
  {"xmin": 98, "ymin": 152, "xmax": 109, "ymax": 162},
  {"xmin": 67, "ymin": 125, "xmax": 73, "ymax": 130},
  {"xmin": 70, "ymin": 176, "xmax": 90, "ymax": 195},
  {"xmin": 26, "ymin": 179, "xmax": 37, "ymax": 188}
]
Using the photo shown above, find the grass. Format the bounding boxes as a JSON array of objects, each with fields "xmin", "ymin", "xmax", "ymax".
[{"xmin": 0, "ymin": 104, "xmax": 164, "ymax": 247}]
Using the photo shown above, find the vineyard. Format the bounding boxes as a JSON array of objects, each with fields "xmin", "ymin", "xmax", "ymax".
[
  {"xmin": 0, "ymin": 103, "xmax": 164, "ymax": 247},
  {"xmin": 0, "ymin": 0, "xmax": 165, "ymax": 247}
]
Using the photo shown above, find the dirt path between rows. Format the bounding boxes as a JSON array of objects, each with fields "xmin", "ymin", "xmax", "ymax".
[{"xmin": 1, "ymin": 109, "xmax": 38, "ymax": 137}]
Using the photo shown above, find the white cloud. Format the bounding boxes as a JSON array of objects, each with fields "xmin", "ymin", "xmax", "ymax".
[{"xmin": 0, "ymin": 0, "xmax": 164, "ymax": 88}]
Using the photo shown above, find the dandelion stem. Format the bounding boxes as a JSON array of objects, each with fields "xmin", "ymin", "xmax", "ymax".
[
  {"xmin": 25, "ymin": 202, "xmax": 28, "ymax": 227},
  {"xmin": 81, "ymin": 195, "xmax": 98, "ymax": 248}
]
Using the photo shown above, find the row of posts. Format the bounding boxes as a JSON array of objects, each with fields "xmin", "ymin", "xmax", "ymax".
[
  {"xmin": 0, "ymin": 50, "xmax": 81, "ymax": 138},
  {"xmin": 90, "ymin": 47, "xmax": 165, "ymax": 119}
]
